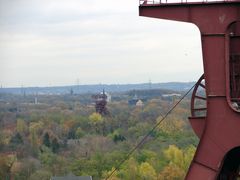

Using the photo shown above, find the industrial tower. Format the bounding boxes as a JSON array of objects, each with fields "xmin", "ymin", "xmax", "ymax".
[{"xmin": 139, "ymin": 0, "xmax": 240, "ymax": 179}]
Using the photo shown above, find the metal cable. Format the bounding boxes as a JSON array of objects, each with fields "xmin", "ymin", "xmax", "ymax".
[{"xmin": 105, "ymin": 82, "xmax": 197, "ymax": 180}]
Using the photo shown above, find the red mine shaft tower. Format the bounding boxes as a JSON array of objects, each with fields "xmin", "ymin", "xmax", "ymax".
[{"xmin": 139, "ymin": 0, "xmax": 240, "ymax": 179}]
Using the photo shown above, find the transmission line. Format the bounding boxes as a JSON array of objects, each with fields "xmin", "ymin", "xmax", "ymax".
[{"xmin": 105, "ymin": 82, "xmax": 197, "ymax": 180}]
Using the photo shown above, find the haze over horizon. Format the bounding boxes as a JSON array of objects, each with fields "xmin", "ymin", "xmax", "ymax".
[
  {"xmin": 0, "ymin": 80, "xmax": 196, "ymax": 89},
  {"xmin": 0, "ymin": 0, "xmax": 203, "ymax": 88}
]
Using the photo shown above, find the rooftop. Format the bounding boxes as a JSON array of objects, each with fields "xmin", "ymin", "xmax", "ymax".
[{"xmin": 51, "ymin": 176, "xmax": 92, "ymax": 180}]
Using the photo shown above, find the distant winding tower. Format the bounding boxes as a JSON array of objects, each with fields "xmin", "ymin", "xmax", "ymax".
[{"xmin": 92, "ymin": 89, "xmax": 109, "ymax": 115}]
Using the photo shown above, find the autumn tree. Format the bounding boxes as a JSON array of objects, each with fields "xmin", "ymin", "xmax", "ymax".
[
  {"xmin": 158, "ymin": 163, "xmax": 185, "ymax": 180},
  {"xmin": 16, "ymin": 118, "xmax": 28, "ymax": 135},
  {"xmin": 43, "ymin": 132, "xmax": 50, "ymax": 148},
  {"xmin": 118, "ymin": 157, "xmax": 139, "ymax": 180},
  {"xmin": 0, "ymin": 131, "xmax": 4, "ymax": 150},
  {"xmin": 103, "ymin": 167, "xmax": 120, "ymax": 180},
  {"xmin": 139, "ymin": 162, "xmax": 157, "ymax": 180},
  {"xmin": 29, "ymin": 170, "xmax": 51, "ymax": 180},
  {"xmin": 0, "ymin": 154, "xmax": 16, "ymax": 180},
  {"xmin": 157, "ymin": 115, "xmax": 185, "ymax": 135},
  {"xmin": 9, "ymin": 132, "xmax": 24, "ymax": 151},
  {"xmin": 75, "ymin": 127, "xmax": 84, "ymax": 139},
  {"xmin": 89, "ymin": 113, "xmax": 104, "ymax": 134},
  {"xmin": 11, "ymin": 158, "xmax": 37, "ymax": 180},
  {"xmin": 158, "ymin": 145, "xmax": 196, "ymax": 180},
  {"xmin": 39, "ymin": 146, "xmax": 68, "ymax": 175},
  {"xmin": 51, "ymin": 137, "xmax": 60, "ymax": 153},
  {"xmin": 29, "ymin": 121, "xmax": 43, "ymax": 155}
]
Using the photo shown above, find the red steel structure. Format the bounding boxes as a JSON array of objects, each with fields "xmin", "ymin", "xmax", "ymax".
[{"xmin": 139, "ymin": 0, "xmax": 240, "ymax": 179}]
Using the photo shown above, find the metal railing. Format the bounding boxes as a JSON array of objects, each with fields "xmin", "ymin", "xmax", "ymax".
[{"xmin": 139, "ymin": 0, "xmax": 239, "ymax": 5}]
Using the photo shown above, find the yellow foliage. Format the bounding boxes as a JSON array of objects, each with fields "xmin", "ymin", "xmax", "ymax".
[
  {"xmin": 89, "ymin": 113, "xmax": 103, "ymax": 125},
  {"xmin": 139, "ymin": 162, "xmax": 157, "ymax": 180},
  {"xmin": 29, "ymin": 121, "xmax": 44, "ymax": 135},
  {"xmin": 0, "ymin": 154, "xmax": 17, "ymax": 178},
  {"xmin": 158, "ymin": 163, "xmax": 185, "ymax": 180},
  {"xmin": 29, "ymin": 122, "xmax": 43, "ymax": 148},
  {"xmin": 164, "ymin": 145, "xmax": 184, "ymax": 169},
  {"xmin": 16, "ymin": 119, "xmax": 28, "ymax": 134},
  {"xmin": 157, "ymin": 115, "xmax": 185, "ymax": 134},
  {"xmin": 111, "ymin": 157, "xmax": 140, "ymax": 180},
  {"xmin": 102, "ymin": 167, "xmax": 120, "ymax": 180},
  {"xmin": 182, "ymin": 145, "xmax": 196, "ymax": 171},
  {"xmin": 159, "ymin": 145, "xmax": 196, "ymax": 180},
  {"xmin": 124, "ymin": 157, "xmax": 139, "ymax": 180},
  {"xmin": 11, "ymin": 161, "xmax": 22, "ymax": 174},
  {"xmin": 1, "ymin": 130, "xmax": 11, "ymax": 145}
]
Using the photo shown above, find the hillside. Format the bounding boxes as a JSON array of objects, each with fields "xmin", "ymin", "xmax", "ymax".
[{"xmin": 0, "ymin": 82, "xmax": 195, "ymax": 95}]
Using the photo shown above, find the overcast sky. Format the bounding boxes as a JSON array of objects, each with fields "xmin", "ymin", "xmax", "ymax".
[{"xmin": 0, "ymin": 0, "xmax": 203, "ymax": 87}]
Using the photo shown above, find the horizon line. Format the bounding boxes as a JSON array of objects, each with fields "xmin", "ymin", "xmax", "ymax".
[{"xmin": 0, "ymin": 81, "xmax": 195, "ymax": 89}]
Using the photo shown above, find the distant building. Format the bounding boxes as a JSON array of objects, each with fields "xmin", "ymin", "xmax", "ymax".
[
  {"xmin": 34, "ymin": 97, "xmax": 38, "ymax": 104},
  {"xmin": 128, "ymin": 94, "xmax": 145, "ymax": 106},
  {"xmin": 162, "ymin": 93, "xmax": 181, "ymax": 101},
  {"xmin": 162, "ymin": 93, "xmax": 181, "ymax": 98},
  {"xmin": 51, "ymin": 175, "xmax": 92, "ymax": 180},
  {"xmin": 67, "ymin": 139, "xmax": 81, "ymax": 146},
  {"xmin": 136, "ymin": 99, "xmax": 144, "ymax": 107}
]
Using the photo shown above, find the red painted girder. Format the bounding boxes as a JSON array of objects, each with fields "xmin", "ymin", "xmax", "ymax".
[
  {"xmin": 139, "ymin": 1, "xmax": 240, "ymax": 34},
  {"xmin": 139, "ymin": 1, "xmax": 240, "ymax": 179},
  {"xmin": 189, "ymin": 117, "xmax": 206, "ymax": 138}
]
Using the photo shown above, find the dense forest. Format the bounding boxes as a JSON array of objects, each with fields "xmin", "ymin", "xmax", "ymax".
[{"xmin": 0, "ymin": 89, "xmax": 199, "ymax": 180}]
